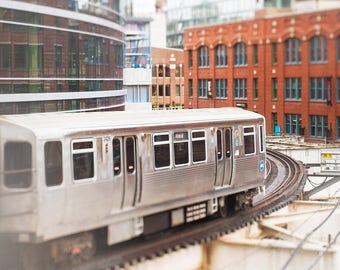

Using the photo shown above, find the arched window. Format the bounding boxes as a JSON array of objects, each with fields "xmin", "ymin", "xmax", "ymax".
[
  {"xmin": 215, "ymin": 44, "xmax": 227, "ymax": 66},
  {"xmin": 309, "ymin": 35, "xmax": 327, "ymax": 63},
  {"xmin": 198, "ymin": 46, "xmax": 209, "ymax": 67},
  {"xmin": 233, "ymin": 42, "xmax": 247, "ymax": 66},
  {"xmin": 284, "ymin": 38, "xmax": 301, "ymax": 64}
]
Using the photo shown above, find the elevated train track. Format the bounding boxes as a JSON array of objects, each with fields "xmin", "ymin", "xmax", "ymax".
[{"xmin": 68, "ymin": 149, "xmax": 307, "ymax": 270}]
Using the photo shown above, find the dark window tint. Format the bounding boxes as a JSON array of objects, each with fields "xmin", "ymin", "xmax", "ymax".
[
  {"xmin": 45, "ymin": 141, "xmax": 63, "ymax": 187},
  {"xmin": 73, "ymin": 141, "xmax": 93, "ymax": 149},
  {"xmin": 259, "ymin": 125, "xmax": 265, "ymax": 153},
  {"xmin": 113, "ymin": 138, "xmax": 121, "ymax": 176},
  {"xmin": 244, "ymin": 127, "xmax": 255, "ymax": 155},
  {"xmin": 126, "ymin": 137, "xmax": 135, "ymax": 174},
  {"xmin": 73, "ymin": 153, "xmax": 94, "ymax": 180},
  {"xmin": 225, "ymin": 129, "xmax": 232, "ymax": 158},
  {"xmin": 4, "ymin": 142, "xmax": 32, "ymax": 188},
  {"xmin": 192, "ymin": 130, "xmax": 206, "ymax": 163},
  {"xmin": 217, "ymin": 130, "xmax": 222, "ymax": 160},
  {"xmin": 154, "ymin": 134, "xmax": 170, "ymax": 168},
  {"xmin": 174, "ymin": 132, "xmax": 189, "ymax": 165},
  {"xmin": 72, "ymin": 140, "xmax": 94, "ymax": 180}
]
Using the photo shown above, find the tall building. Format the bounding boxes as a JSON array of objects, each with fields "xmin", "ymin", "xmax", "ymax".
[
  {"xmin": 183, "ymin": 8, "xmax": 340, "ymax": 142},
  {"xmin": 122, "ymin": 0, "xmax": 153, "ymax": 110},
  {"xmin": 0, "ymin": 0, "xmax": 126, "ymax": 114}
]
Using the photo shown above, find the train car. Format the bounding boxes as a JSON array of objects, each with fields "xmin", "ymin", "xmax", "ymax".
[{"xmin": 0, "ymin": 107, "xmax": 266, "ymax": 266}]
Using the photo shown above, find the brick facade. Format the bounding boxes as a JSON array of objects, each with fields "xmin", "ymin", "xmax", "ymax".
[
  {"xmin": 151, "ymin": 47, "xmax": 184, "ymax": 109},
  {"xmin": 183, "ymin": 9, "xmax": 340, "ymax": 142}
]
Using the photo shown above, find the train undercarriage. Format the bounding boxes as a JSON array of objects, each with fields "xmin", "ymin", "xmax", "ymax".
[{"xmin": 10, "ymin": 188, "xmax": 259, "ymax": 270}]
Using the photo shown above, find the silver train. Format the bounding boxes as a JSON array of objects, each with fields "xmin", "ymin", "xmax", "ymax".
[{"xmin": 0, "ymin": 108, "xmax": 266, "ymax": 265}]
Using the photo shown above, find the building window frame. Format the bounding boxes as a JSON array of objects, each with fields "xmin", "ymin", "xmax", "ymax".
[
  {"xmin": 233, "ymin": 78, "xmax": 247, "ymax": 99},
  {"xmin": 272, "ymin": 42, "xmax": 277, "ymax": 65},
  {"xmin": 198, "ymin": 46, "xmax": 209, "ymax": 68},
  {"xmin": 284, "ymin": 78, "xmax": 301, "ymax": 100},
  {"xmin": 165, "ymin": 84, "xmax": 170, "ymax": 96},
  {"xmin": 309, "ymin": 35, "xmax": 327, "ymax": 63},
  {"xmin": 284, "ymin": 114, "xmax": 302, "ymax": 135},
  {"xmin": 310, "ymin": 115, "xmax": 328, "ymax": 138},
  {"xmin": 253, "ymin": 78, "xmax": 258, "ymax": 99},
  {"xmin": 0, "ymin": 44, "xmax": 11, "ymax": 69},
  {"xmin": 215, "ymin": 79, "xmax": 227, "ymax": 98},
  {"xmin": 272, "ymin": 78, "xmax": 278, "ymax": 100},
  {"xmin": 234, "ymin": 42, "xmax": 247, "ymax": 66},
  {"xmin": 198, "ymin": 79, "xmax": 209, "ymax": 98},
  {"xmin": 54, "ymin": 45, "xmax": 62, "ymax": 71},
  {"xmin": 253, "ymin": 44, "xmax": 258, "ymax": 65},
  {"xmin": 188, "ymin": 79, "xmax": 193, "ymax": 97},
  {"xmin": 337, "ymin": 78, "xmax": 340, "ymax": 101},
  {"xmin": 85, "ymin": 37, "xmax": 102, "ymax": 65},
  {"xmin": 309, "ymin": 77, "xmax": 331, "ymax": 101},
  {"xmin": 284, "ymin": 38, "xmax": 301, "ymax": 64},
  {"xmin": 336, "ymin": 116, "xmax": 340, "ymax": 139},
  {"xmin": 176, "ymin": 84, "xmax": 180, "ymax": 96},
  {"xmin": 215, "ymin": 44, "xmax": 227, "ymax": 67},
  {"xmin": 188, "ymin": 50, "xmax": 193, "ymax": 68}
]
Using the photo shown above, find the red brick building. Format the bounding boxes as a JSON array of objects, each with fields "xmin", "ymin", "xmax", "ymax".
[
  {"xmin": 183, "ymin": 9, "xmax": 340, "ymax": 142},
  {"xmin": 151, "ymin": 47, "xmax": 184, "ymax": 109}
]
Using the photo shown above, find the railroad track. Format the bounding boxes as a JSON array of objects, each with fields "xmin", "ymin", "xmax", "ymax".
[{"xmin": 66, "ymin": 149, "xmax": 307, "ymax": 270}]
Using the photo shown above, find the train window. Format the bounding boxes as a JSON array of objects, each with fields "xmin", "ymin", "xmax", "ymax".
[
  {"xmin": 243, "ymin": 126, "xmax": 255, "ymax": 155},
  {"xmin": 174, "ymin": 131, "xmax": 189, "ymax": 165},
  {"xmin": 192, "ymin": 130, "xmax": 206, "ymax": 163},
  {"xmin": 44, "ymin": 141, "xmax": 63, "ymax": 187},
  {"xmin": 73, "ymin": 141, "xmax": 93, "ymax": 149},
  {"xmin": 112, "ymin": 138, "xmax": 121, "ymax": 176},
  {"xmin": 225, "ymin": 128, "xmax": 232, "ymax": 158},
  {"xmin": 153, "ymin": 133, "xmax": 170, "ymax": 168},
  {"xmin": 259, "ymin": 125, "xmax": 265, "ymax": 153},
  {"xmin": 72, "ymin": 139, "xmax": 94, "ymax": 180},
  {"xmin": 217, "ymin": 130, "xmax": 222, "ymax": 160},
  {"xmin": 4, "ymin": 141, "xmax": 32, "ymax": 189},
  {"xmin": 126, "ymin": 137, "xmax": 135, "ymax": 174}
]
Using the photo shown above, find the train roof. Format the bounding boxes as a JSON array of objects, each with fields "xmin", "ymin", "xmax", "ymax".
[{"xmin": 0, "ymin": 108, "xmax": 264, "ymax": 137}]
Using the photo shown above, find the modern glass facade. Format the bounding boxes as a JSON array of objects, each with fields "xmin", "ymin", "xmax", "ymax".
[
  {"xmin": 165, "ymin": 0, "xmax": 299, "ymax": 49},
  {"xmin": 166, "ymin": 0, "xmax": 263, "ymax": 49},
  {"xmin": 122, "ymin": 9, "xmax": 152, "ymax": 108},
  {"xmin": 0, "ymin": 0, "xmax": 125, "ymax": 114}
]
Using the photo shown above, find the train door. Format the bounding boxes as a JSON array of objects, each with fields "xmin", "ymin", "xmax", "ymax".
[
  {"xmin": 112, "ymin": 136, "xmax": 138, "ymax": 209},
  {"xmin": 215, "ymin": 128, "xmax": 233, "ymax": 187}
]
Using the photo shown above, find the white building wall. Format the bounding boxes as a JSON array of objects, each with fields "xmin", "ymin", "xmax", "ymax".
[{"xmin": 292, "ymin": 0, "xmax": 340, "ymax": 12}]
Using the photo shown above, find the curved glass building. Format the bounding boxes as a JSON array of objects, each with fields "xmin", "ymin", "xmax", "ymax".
[{"xmin": 0, "ymin": 0, "xmax": 125, "ymax": 114}]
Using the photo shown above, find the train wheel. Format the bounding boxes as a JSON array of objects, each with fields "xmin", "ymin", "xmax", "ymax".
[
  {"xmin": 219, "ymin": 195, "xmax": 236, "ymax": 218},
  {"xmin": 50, "ymin": 232, "xmax": 96, "ymax": 268}
]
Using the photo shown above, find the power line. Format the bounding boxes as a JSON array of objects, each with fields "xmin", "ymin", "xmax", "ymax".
[
  {"xmin": 306, "ymin": 229, "xmax": 340, "ymax": 270},
  {"xmin": 281, "ymin": 198, "xmax": 340, "ymax": 270}
]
